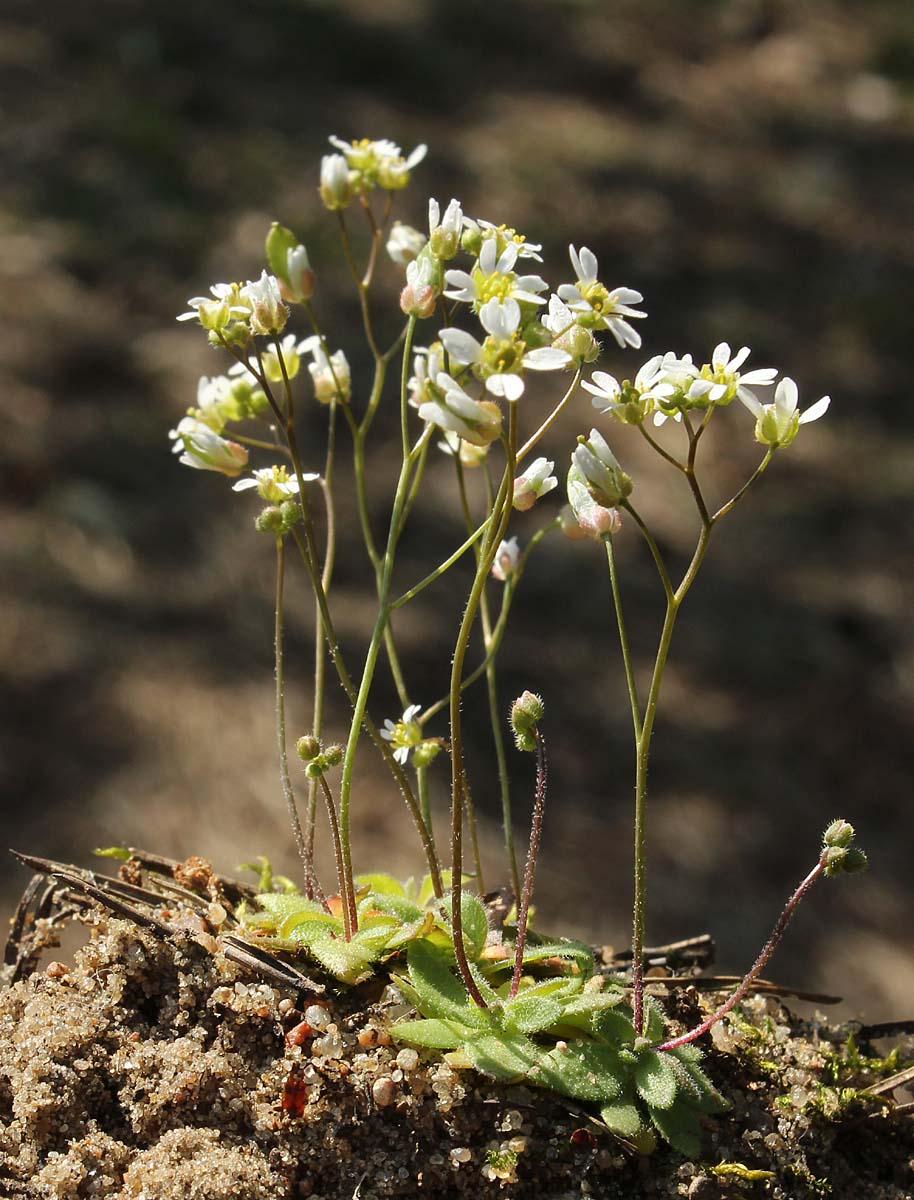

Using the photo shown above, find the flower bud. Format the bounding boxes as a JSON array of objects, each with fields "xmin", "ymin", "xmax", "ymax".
[
  {"xmin": 322, "ymin": 744, "xmax": 344, "ymax": 768},
  {"xmin": 256, "ymin": 506, "xmax": 286, "ymax": 535},
  {"xmin": 241, "ymin": 271, "xmax": 288, "ymax": 336},
  {"xmin": 412, "ymin": 740, "xmax": 442, "ymax": 768},
  {"xmin": 400, "ymin": 256, "xmax": 439, "ymax": 319},
  {"xmin": 491, "ymin": 537, "xmax": 520, "ymax": 582},
  {"xmin": 566, "ymin": 465, "xmax": 623, "ymax": 540},
  {"xmin": 513, "ymin": 457, "xmax": 557, "ymax": 512},
  {"xmin": 510, "ymin": 691, "xmax": 544, "ymax": 753},
  {"xmin": 572, "ymin": 430, "xmax": 633, "ymax": 508},
  {"xmin": 320, "ymin": 154, "xmax": 353, "ymax": 210},
  {"xmin": 284, "ymin": 245, "xmax": 316, "ymax": 303},
  {"xmin": 171, "ymin": 421, "xmax": 249, "ymax": 477},
  {"xmin": 823, "ymin": 819, "xmax": 855, "ymax": 849},
  {"xmin": 297, "ymin": 735, "xmax": 321, "ymax": 762},
  {"xmin": 279, "ymin": 499, "xmax": 302, "ymax": 531},
  {"xmin": 428, "ymin": 198, "xmax": 463, "ymax": 261}
]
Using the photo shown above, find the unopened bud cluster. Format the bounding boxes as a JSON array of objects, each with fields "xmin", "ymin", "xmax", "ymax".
[
  {"xmin": 296, "ymin": 737, "xmax": 344, "ymax": 778},
  {"xmin": 821, "ymin": 819, "xmax": 867, "ymax": 877}
]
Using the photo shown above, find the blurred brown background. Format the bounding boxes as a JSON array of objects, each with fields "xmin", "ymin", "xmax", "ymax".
[{"xmin": 2, "ymin": 0, "xmax": 913, "ymax": 1021}]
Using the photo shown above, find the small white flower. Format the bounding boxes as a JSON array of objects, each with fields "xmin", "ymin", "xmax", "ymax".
[
  {"xmin": 241, "ymin": 271, "xmax": 288, "ymax": 336},
  {"xmin": 492, "ymin": 537, "xmax": 521, "ymax": 582},
  {"xmin": 387, "ymin": 222, "xmax": 426, "ymax": 266},
  {"xmin": 542, "ymin": 294, "xmax": 599, "ymax": 365},
  {"xmin": 513, "ymin": 457, "xmax": 557, "ymax": 511},
  {"xmin": 327, "ymin": 137, "xmax": 426, "ymax": 190},
  {"xmin": 169, "ymin": 419, "xmax": 249, "ymax": 477},
  {"xmin": 439, "ymin": 298, "xmax": 569, "ymax": 402},
  {"xmin": 651, "ymin": 353, "xmax": 698, "ymax": 426},
  {"xmin": 429, "ymin": 198, "xmax": 463, "ymax": 260},
  {"xmin": 583, "ymin": 355, "xmax": 677, "ymax": 425},
  {"xmin": 685, "ymin": 342, "xmax": 777, "ymax": 408},
  {"xmin": 740, "ymin": 376, "xmax": 830, "ymax": 448},
  {"xmin": 176, "ymin": 282, "xmax": 249, "ymax": 330},
  {"xmin": 461, "ymin": 217, "xmax": 543, "ymax": 262},
  {"xmin": 300, "ymin": 337, "xmax": 351, "ymax": 405},
  {"xmin": 444, "ymin": 239, "xmax": 548, "ymax": 309},
  {"xmin": 419, "ymin": 372, "xmax": 502, "ymax": 446},
  {"xmin": 557, "ymin": 245, "xmax": 645, "ymax": 349},
  {"xmin": 572, "ymin": 428, "xmax": 633, "ymax": 507},
  {"xmin": 232, "ymin": 465, "xmax": 319, "ymax": 502},
  {"xmin": 381, "ymin": 704, "xmax": 424, "ymax": 763}
]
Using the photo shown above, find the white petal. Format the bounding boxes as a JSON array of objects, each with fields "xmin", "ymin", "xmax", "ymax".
[
  {"xmin": 729, "ymin": 346, "xmax": 752, "ymax": 372},
  {"xmin": 496, "ymin": 243, "xmax": 519, "ymax": 274},
  {"xmin": 582, "ymin": 372, "xmax": 620, "ymax": 399},
  {"xmin": 439, "ymin": 328, "xmax": 481, "ymax": 365},
  {"xmin": 557, "ymin": 283, "xmax": 584, "ymax": 304},
  {"xmin": 799, "ymin": 396, "xmax": 830, "ymax": 424},
  {"xmin": 232, "ymin": 478, "xmax": 259, "ymax": 492},
  {"xmin": 740, "ymin": 368, "xmax": 778, "ymax": 385},
  {"xmin": 712, "ymin": 342, "xmax": 731, "ymax": 369},
  {"xmin": 568, "ymin": 244, "xmax": 583, "ymax": 279},
  {"xmin": 578, "ymin": 246, "xmax": 599, "ymax": 282},
  {"xmin": 486, "ymin": 373, "xmax": 524, "ymax": 401},
  {"xmin": 523, "ymin": 347, "xmax": 571, "ymax": 371},
  {"xmin": 428, "ymin": 197, "xmax": 440, "ymax": 232},
  {"xmin": 775, "ymin": 377, "xmax": 798, "ymax": 417},
  {"xmin": 708, "ymin": 383, "xmax": 728, "ymax": 402},
  {"xmin": 479, "ymin": 240, "xmax": 497, "ymax": 274},
  {"xmin": 738, "ymin": 392, "xmax": 763, "ymax": 417},
  {"xmin": 688, "ymin": 379, "xmax": 714, "ymax": 399},
  {"xmin": 405, "ymin": 144, "xmax": 427, "ymax": 169}
]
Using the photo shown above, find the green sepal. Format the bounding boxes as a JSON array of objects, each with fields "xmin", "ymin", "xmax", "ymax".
[
  {"xmin": 391, "ymin": 1018, "xmax": 471, "ymax": 1050},
  {"xmin": 648, "ymin": 1099, "xmax": 704, "ymax": 1157},
  {"xmin": 635, "ymin": 1049, "xmax": 679, "ymax": 1110},
  {"xmin": 265, "ymin": 221, "xmax": 298, "ymax": 285}
]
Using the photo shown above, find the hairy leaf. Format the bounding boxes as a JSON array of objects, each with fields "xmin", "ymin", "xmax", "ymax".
[
  {"xmin": 635, "ymin": 1049, "xmax": 679, "ymax": 1110},
  {"xmin": 367, "ymin": 892, "xmax": 423, "ymax": 924},
  {"xmin": 503, "ymin": 993, "xmax": 564, "ymax": 1035},
  {"xmin": 600, "ymin": 1100, "xmax": 645, "ymax": 1140},
  {"xmin": 355, "ymin": 873, "xmax": 409, "ymax": 899},
  {"xmin": 534, "ymin": 1041, "xmax": 625, "ymax": 1102},
  {"xmin": 649, "ymin": 1099, "xmax": 703, "ymax": 1157},
  {"xmin": 308, "ymin": 936, "xmax": 376, "ymax": 983},
  {"xmin": 407, "ymin": 939, "xmax": 488, "ymax": 1027},
  {"xmin": 520, "ymin": 940, "xmax": 595, "ymax": 976},
  {"xmin": 392, "ymin": 1019, "xmax": 471, "ymax": 1050},
  {"xmin": 256, "ymin": 893, "xmax": 326, "ymax": 921},
  {"xmin": 283, "ymin": 915, "xmax": 343, "ymax": 946},
  {"xmin": 464, "ymin": 1033, "xmax": 542, "ymax": 1081}
]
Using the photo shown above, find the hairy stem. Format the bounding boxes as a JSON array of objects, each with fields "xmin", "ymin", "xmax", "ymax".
[
  {"xmin": 510, "ymin": 729, "xmax": 548, "ymax": 999},
  {"xmin": 317, "ymin": 772, "xmax": 357, "ymax": 940}
]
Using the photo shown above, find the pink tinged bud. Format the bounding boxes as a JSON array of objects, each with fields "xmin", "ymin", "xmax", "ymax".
[
  {"xmin": 491, "ymin": 537, "xmax": 520, "ymax": 582},
  {"xmin": 176, "ymin": 427, "xmax": 249, "ymax": 477},
  {"xmin": 282, "ymin": 245, "xmax": 316, "ymax": 302},
  {"xmin": 400, "ymin": 281, "xmax": 437, "ymax": 319},
  {"xmin": 513, "ymin": 457, "xmax": 557, "ymax": 511}
]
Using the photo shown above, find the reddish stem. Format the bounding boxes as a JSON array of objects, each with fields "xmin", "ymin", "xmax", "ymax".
[
  {"xmin": 509, "ymin": 729, "xmax": 548, "ymax": 1000},
  {"xmin": 656, "ymin": 853, "xmax": 826, "ymax": 1052}
]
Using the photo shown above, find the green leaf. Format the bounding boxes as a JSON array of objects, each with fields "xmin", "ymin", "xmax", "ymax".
[
  {"xmin": 559, "ymin": 989, "xmax": 625, "ymax": 1029},
  {"xmin": 283, "ymin": 914, "xmax": 344, "ymax": 945},
  {"xmin": 407, "ymin": 939, "xmax": 487, "ymax": 1027},
  {"xmin": 256, "ymin": 893, "xmax": 325, "ymax": 921},
  {"xmin": 593, "ymin": 1007, "xmax": 637, "ymax": 1045},
  {"xmin": 520, "ymin": 940, "xmax": 595, "ymax": 976},
  {"xmin": 355, "ymin": 873, "xmax": 408, "ymax": 898},
  {"xmin": 383, "ymin": 910, "xmax": 436, "ymax": 950},
  {"xmin": 642, "ymin": 995, "xmax": 667, "ymax": 1042},
  {"xmin": 94, "ymin": 846, "xmax": 132, "ymax": 861},
  {"xmin": 439, "ymin": 891, "xmax": 489, "ymax": 960},
  {"xmin": 534, "ymin": 1041, "xmax": 625, "ymax": 1102},
  {"xmin": 265, "ymin": 221, "xmax": 298, "ymax": 285},
  {"xmin": 464, "ymin": 1033, "xmax": 542, "ymax": 1081},
  {"xmin": 392, "ymin": 1018, "xmax": 473, "ymax": 1050},
  {"xmin": 503, "ymin": 993, "xmax": 564, "ymax": 1035},
  {"xmin": 416, "ymin": 870, "xmax": 469, "ymax": 907},
  {"xmin": 668, "ymin": 1049, "xmax": 730, "ymax": 1114},
  {"xmin": 635, "ymin": 1050, "xmax": 679, "ymax": 1110},
  {"xmin": 648, "ymin": 1099, "xmax": 703, "ymax": 1157},
  {"xmin": 367, "ymin": 892, "xmax": 423, "ymax": 924},
  {"xmin": 308, "ymin": 936, "xmax": 376, "ymax": 983},
  {"xmin": 600, "ymin": 1100, "xmax": 645, "ymax": 1140}
]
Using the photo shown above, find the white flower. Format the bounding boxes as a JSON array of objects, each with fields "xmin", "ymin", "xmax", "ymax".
[
  {"xmin": 439, "ymin": 298, "xmax": 569, "ymax": 402},
  {"xmin": 428, "ymin": 198, "xmax": 463, "ymax": 260},
  {"xmin": 583, "ymin": 355, "xmax": 677, "ymax": 425},
  {"xmin": 685, "ymin": 342, "xmax": 777, "ymax": 408},
  {"xmin": 407, "ymin": 346, "xmax": 446, "ymax": 410},
  {"xmin": 565, "ymin": 464, "xmax": 623, "ymax": 541},
  {"xmin": 444, "ymin": 239, "xmax": 548, "ymax": 309},
  {"xmin": 327, "ymin": 137, "xmax": 426, "ymax": 190},
  {"xmin": 241, "ymin": 271, "xmax": 288, "ymax": 336},
  {"xmin": 283, "ymin": 244, "xmax": 316, "ymax": 302},
  {"xmin": 651, "ymin": 353, "xmax": 699, "ymax": 426},
  {"xmin": 419, "ymin": 372, "xmax": 502, "ymax": 446},
  {"xmin": 387, "ymin": 222, "xmax": 426, "ymax": 266},
  {"xmin": 461, "ymin": 217, "xmax": 543, "ymax": 262},
  {"xmin": 740, "ymin": 376, "xmax": 830, "ymax": 448},
  {"xmin": 169, "ymin": 419, "xmax": 249, "ymax": 477},
  {"xmin": 541, "ymin": 294, "xmax": 599, "ymax": 365},
  {"xmin": 492, "ymin": 537, "xmax": 521, "ymax": 582},
  {"xmin": 557, "ymin": 245, "xmax": 645, "ymax": 349},
  {"xmin": 572, "ymin": 428, "xmax": 633, "ymax": 507},
  {"xmin": 381, "ymin": 704, "xmax": 424, "ymax": 763},
  {"xmin": 192, "ymin": 375, "xmax": 236, "ymax": 432},
  {"xmin": 400, "ymin": 256, "xmax": 438, "ymax": 319},
  {"xmin": 319, "ymin": 153, "xmax": 353, "ymax": 209},
  {"xmin": 300, "ymin": 337, "xmax": 351, "ymax": 405},
  {"xmin": 176, "ymin": 282, "xmax": 249, "ymax": 330},
  {"xmin": 232, "ymin": 465, "xmax": 319, "ymax": 501},
  {"xmin": 513, "ymin": 457, "xmax": 557, "ymax": 511}
]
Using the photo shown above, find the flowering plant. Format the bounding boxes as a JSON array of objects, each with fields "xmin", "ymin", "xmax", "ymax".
[{"xmin": 170, "ymin": 135, "xmax": 865, "ymax": 1153}]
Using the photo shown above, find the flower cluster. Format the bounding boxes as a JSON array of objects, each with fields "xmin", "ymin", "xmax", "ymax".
[{"xmin": 321, "ymin": 137, "xmax": 427, "ymax": 210}]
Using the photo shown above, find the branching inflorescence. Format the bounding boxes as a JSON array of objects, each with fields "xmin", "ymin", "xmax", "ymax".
[{"xmin": 170, "ymin": 135, "xmax": 866, "ymax": 1153}]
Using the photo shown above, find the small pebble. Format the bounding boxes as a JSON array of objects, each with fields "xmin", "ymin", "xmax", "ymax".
[
  {"xmin": 449, "ymin": 1147, "xmax": 471, "ymax": 1164},
  {"xmin": 357, "ymin": 1027, "xmax": 376, "ymax": 1048},
  {"xmin": 372, "ymin": 1077, "xmax": 397, "ymax": 1107},
  {"xmin": 395, "ymin": 1048, "xmax": 419, "ymax": 1072},
  {"xmin": 304, "ymin": 1005, "xmax": 330, "ymax": 1030}
]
